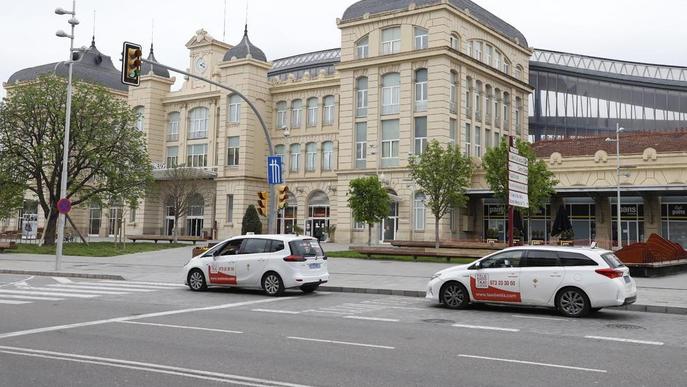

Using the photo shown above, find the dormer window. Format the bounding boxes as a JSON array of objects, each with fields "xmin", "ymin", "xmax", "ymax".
[
  {"xmin": 449, "ymin": 33, "xmax": 460, "ymax": 50},
  {"xmin": 356, "ymin": 36, "xmax": 369, "ymax": 59},
  {"xmin": 381, "ymin": 27, "xmax": 401, "ymax": 55}
]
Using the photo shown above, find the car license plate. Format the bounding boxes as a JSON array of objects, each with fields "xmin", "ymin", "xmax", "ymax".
[
  {"xmin": 309, "ymin": 263, "xmax": 321, "ymax": 269},
  {"xmin": 624, "ymin": 276, "xmax": 631, "ymax": 283}
]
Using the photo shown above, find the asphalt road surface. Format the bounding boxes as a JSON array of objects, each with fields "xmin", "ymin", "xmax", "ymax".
[{"xmin": 1, "ymin": 274, "xmax": 686, "ymax": 386}]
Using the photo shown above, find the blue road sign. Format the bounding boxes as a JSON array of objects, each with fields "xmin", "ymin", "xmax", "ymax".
[{"xmin": 267, "ymin": 156, "xmax": 283, "ymax": 185}]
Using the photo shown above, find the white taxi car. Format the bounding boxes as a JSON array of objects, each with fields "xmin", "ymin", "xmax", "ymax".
[
  {"xmin": 426, "ymin": 246, "xmax": 637, "ymax": 317},
  {"xmin": 184, "ymin": 234, "xmax": 329, "ymax": 296}
]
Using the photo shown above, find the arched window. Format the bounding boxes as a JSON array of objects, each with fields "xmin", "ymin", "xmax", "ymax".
[
  {"xmin": 276, "ymin": 101, "xmax": 287, "ymax": 128},
  {"xmin": 381, "ymin": 27, "xmax": 401, "ymax": 55},
  {"xmin": 289, "ymin": 143, "xmax": 300, "ymax": 172},
  {"xmin": 275, "ymin": 144, "xmax": 286, "ymax": 160},
  {"xmin": 465, "ymin": 76, "xmax": 473, "ymax": 117},
  {"xmin": 449, "ymin": 71, "xmax": 458, "ymax": 114},
  {"xmin": 449, "ymin": 33, "xmax": 460, "ymax": 50},
  {"xmin": 305, "ymin": 142, "xmax": 317, "ymax": 172},
  {"xmin": 291, "ymin": 99, "xmax": 302, "ymax": 128},
  {"xmin": 323, "ymin": 96, "xmax": 335, "ymax": 125},
  {"xmin": 356, "ymin": 35, "xmax": 369, "ymax": 59},
  {"xmin": 188, "ymin": 107, "xmax": 208, "ymax": 139},
  {"xmin": 475, "ymin": 80, "xmax": 483, "ymax": 121},
  {"xmin": 134, "ymin": 106, "xmax": 144, "ymax": 132},
  {"xmin": 356, "ymin": 77, "xmax": 368, "ymax": 117},
  {"xmin": 414, "ymin": 192, "xmax": 426, "ymax": 231},
  {"xmin": 167, "ymin": 112, "xmax": 180, "ymax": 141},
  {"xmin": 415, "ymin": 69, "xmax": 428, "ymax": 112},
  {"xmin": 228, "ymin": 94, "xmax": 241, "ymax": 123},
  {"xmin": 322, "ymin": 141, "xmax": 333, "ymax": 171},
  {"xmin": 494, "ymin": 51, "xmax": 502, "ymax": 71},
  {"xmin": 515, "ymin": 96, "xmax": 522, "ymax": 133},
  {"xmin": 494, "ymin": 88, "xmax": 501, "ymax": 128},
  {"xmin": 515, "ymin": 65, "xmax": 524, "ymax": 80},
  {"xmin": 306, "ymin": 97, "xmax": 318, "ymax": 127},
  {"xmin": 414, "ymin": 27, "xmax": 428, "ymax": 50},
  {"xmin": 88, "ymin": 202, "xmax": 101, "ymax": 235},
  {"xmin": 503, "ymin": 59, "xmax": 511, "ymax": 75},
  {"xmin": 503, "ymin": 92, "xmax": 511, "ymax": 129},
  {"xmin": 381, "ymin": 73, "xmax": 400, "ymax": 115}
]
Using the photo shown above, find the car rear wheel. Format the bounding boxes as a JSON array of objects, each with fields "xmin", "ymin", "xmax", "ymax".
[
  {"xmin": 300, "ymin": 283, "xmax": 319, "ymax": 294},
  {"xmin": 556, "ymin": 288, "xmax": 590, "ymax": 317},
  {"xmin": 262, "ymin": 272, "xmax": 285, "ymax": 296},
  {"xmin": 187, "ymin": 269, "xmax": 207, "ymax": 291},
  {"xmin": 440, "ymin": 281, "xmax": 469, "ymax": 309}
]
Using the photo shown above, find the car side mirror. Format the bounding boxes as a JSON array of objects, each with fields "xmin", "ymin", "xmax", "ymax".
[
  {"xmin": 469, "ymin": 261, "xmax": 480, "ymax": 270},
  {"xmin": 503, "ymin": 259, "xmax": 511, "ymax": 267}
]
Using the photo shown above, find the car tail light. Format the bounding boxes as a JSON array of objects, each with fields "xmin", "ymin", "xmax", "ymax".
[
  {"xmin": 595, "ymin": 268, "xmax": 624, "ymax": 279},
  {"xmin": 283, "ymin": 255, "xmax": 306, "ymax": 262}
]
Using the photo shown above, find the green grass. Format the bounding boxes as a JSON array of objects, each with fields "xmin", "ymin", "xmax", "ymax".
[
  {"xmin": 11, "ymin": 242, "xmax": 191, "ymax": 257},
  {"xmin": 326, "ymin": 250, "xmax": 475, "ymax": 264}
]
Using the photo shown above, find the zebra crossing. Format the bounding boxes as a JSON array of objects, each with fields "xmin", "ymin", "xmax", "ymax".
[{"xmin": 0, "ymin": 278, "xmax": 184, "ymax": 306}]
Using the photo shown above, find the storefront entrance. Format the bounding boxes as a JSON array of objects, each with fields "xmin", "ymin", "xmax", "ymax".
[
  {"xmin": 611, "ymin": 202, "xmax": 644, "ymax": 247},
  {"xmin": 306, "ymin": 191, "xmax": 330, "ymax": 241},
  {"xmin": 164, "ymin": 206, "xmax": 175, "ymax": 236},
  {"xmin": 380, "ymin": 198, "xmax": 399, "ymax": 243}
]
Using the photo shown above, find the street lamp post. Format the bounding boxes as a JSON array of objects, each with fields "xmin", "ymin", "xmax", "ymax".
[
  {"xmin": 616, "ymin": 123, "xmax": 624, "ymax": 249},
  {"xmin": 54, "ymin": 1, "xmax": 78, "ymax": 271}
]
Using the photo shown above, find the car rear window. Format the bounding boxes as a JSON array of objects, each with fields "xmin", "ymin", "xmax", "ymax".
[
  {"xmin": 289, "ymin": 239, "xmax": 324, "ymax": 257},
  {"xmin": 601, "ymin": 253, "xmax": 625, "ymax": 268},
  {"xmin": 557, "ymin": 252, "xmax": 598, "ymax": 266}
]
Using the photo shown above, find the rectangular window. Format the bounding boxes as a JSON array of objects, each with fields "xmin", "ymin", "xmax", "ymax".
[
  {"xmin": 291, "ymin": 104, "xmax": 302, "ymax": 128},
  {"xmin": 381, "ymin": 27, "xmax": 401, "ymax": 55},
  {"xmin": 227, "ymin": 136, "xmax": 240, "ymax": 166},
  {"xmin": 475, "ymin": 91, "xmax": 481, "ymax": 120},
  {"xmin": 414, "ymin": 196, "xmax": 426, "ymax": 231},
  {"xmin": 188, "ymin": 111, "xmax": 208, "ymax": 139},
  {"xmin": 167, "ymin": 114, "xmax": 179, "ymax": 142},
  {"xmin": 474, "ymin": 41, "xmax": 482, "ymax": 61},
  {"xmin": 450, "ymin": 74, "xmax": 457, "ymax": 114},
  {"xmin": 495, "ymin": 98, "xmax": 501, "ymax": 128},
  {"xmin": 449, "ymin": 119, "xmax": 457, "ymax": 147},
  {"xmin": 485, "ymin": 45, "xmax": 492, "ymax": 66},
  {"xmin": 381, "ymin": 120, "xmax": 400, "ymax": 167},
  {"xmin": 290, "ymin": 144, "xmax": 300, "ymax": 172},
  {"xmin": 485, "ymin": 128, "xmax": 492, "ymax": 149},
  {"xmin": 228, "ymin": 101, "xmax": 240, "ymax": 123},
  {"xmin": 494, "ymin": 52, "xmax": 501, "ymax": 70},
  {"xmin": 356, "ymin": 37, "xmax": 369, "ymax": 59},
  {"xmin": 356, "ymin": 89, "xmax": 368, "ymax": 117},
  {"xmin": 474, "ymin": 126, "xmax": 481, "ymax": 157},
  {"xmin": 129, "ymin": 206, "xmax": 136, "ymax": 223},
  {"xmin": 414, "ymin": 117, "xmax": 427, "ymax": 155},
  {"xmin": 307, "ymin": 103, "xmax": 318, "ymax": 127},
  {"xmin": 415, "ymin": 76, "xmax": 428, "ymax": 112},
  {"xmin": 306, "ymin": 145, "xmax": 316, "ymax": 172},
  {"xmin": 355, "ymin": 122, "xmax": 367, "ymax": 169},
  {"xmin": 166, "ymin": 146, "xmax": 178, "ymax": 168},
  {"xmin": 186, "ymin": 144, "xmax": 208, "ymax": 167},
  {"xmin": 353, "ymin": 218, "xmax": 366, "ymax": 230},
  {"xmin": 226, "ymin": 195, "xmax": 234, "ymax": 224},
  {"xmin": 382, "ymin": 77, "xmax": 400, "ymax": 115},
  {"xmin": 323, "ymin": 97, "xmax": 335, "ymax": 125},
  {"xmin": 277, "ymin": 104, "xmax": 287, "ymax": 128},
  {"xmin": 463, "ymin": 123, "xmax": 471, "ymax": 156},
  {"xmin": 465, "ymin": 88, "xmax": 472, "ymax": 117},
  {"xmin": 414, "ymin": 27, "xmax": 428, "ymax": 50},
  {"xmin": 322, "ymin": 143, "xmax": 333, "ymax": 171}
]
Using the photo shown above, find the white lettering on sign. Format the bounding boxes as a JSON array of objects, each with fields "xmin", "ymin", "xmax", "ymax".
[
  {"xmin": 509, "ymin": 181, "xmax": 528, "ymax": 194},
  {"xmin": 508, "ymin": 161, "xmax": 528, "ymax": 176},
  {"xmin": 508, "ymin": 170, "xmax": 528, "ymax": 185},
  {"xmin": 508, "ymin": 152, "xmax": 528, "ymax": 167},
  {"xmin": 509, "ymin": 146, "xmax": 519, "ymax": 155},
  {"xmin": 509, "ymin": 191, "xmax": 529, "ymax": 208}
]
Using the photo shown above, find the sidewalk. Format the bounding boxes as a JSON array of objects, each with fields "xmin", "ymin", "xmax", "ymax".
[{"xmin": 1, "ymin": 246, "xmax": 686, "ymax": 315}]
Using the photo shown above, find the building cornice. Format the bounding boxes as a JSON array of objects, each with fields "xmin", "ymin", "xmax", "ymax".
[
  {"xmin": 269, "ymin": 77, "xmax": 341, "ymax": 94},
  {"xmin": 162, "ymin": 90, "xmax": 221, "ymax": 104}
]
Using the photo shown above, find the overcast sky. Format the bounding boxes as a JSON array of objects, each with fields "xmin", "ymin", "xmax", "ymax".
[{"xmin": 2, "ymin": 0, "xmax": 686, "ymax": 99}]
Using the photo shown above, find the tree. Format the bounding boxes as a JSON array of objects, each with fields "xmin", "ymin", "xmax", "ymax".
[
  {"xmin": 483, "ymin": 137, "xmax": 558, "ymax": 233},
  {"xmin": 242, "ymin": 205, "xmax": 263, "ymax": 235},
  {"xmin": 0, "ymin": 159, "xmax": 25, "ymax": 221},
  {"xmin": 348, "ymin": 175, "xmax": 391, "ymax": 246},
  {"xmin": 0, "ymin": 75, "xmax": 152, "ymax": 245},
  {"xmin": 409, "ymin": 140, "xmax": 473, "ymax": 248},
  {"xmin": 159, "ymin": 165, "xmax": 206, "ymax": 242}
]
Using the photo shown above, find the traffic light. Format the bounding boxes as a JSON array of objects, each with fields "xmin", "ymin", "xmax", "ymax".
[
  {"xmin": 257, "ymin": 191, "xmax": 269, "ymax": 217},
  {"xmin": 121, "ymin": 42, "xmax": 143, "ymax": 86},
  {"xmin": 277, "ymin": 185, "xmax": 289, "ymax": 209}
]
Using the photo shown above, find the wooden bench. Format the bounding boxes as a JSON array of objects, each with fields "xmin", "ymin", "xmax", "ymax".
[
  {"xmin": 390, "ymin": 239, "xmax": 508, "ymax": 250},
  {"xmin": 126, "ymin": 235, "xmax": 206, "ymax": 245},
  {"xmin": 0, "ymin": 241, "xmax": 18, "ymax": 253},
  {"xmin": 352, "ymin": 246, "xmax": 486, "ymax": 262}
]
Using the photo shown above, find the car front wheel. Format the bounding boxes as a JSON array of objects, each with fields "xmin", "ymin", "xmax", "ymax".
[
  {"xmin": 440, "ymin": 281, "xmax": 469, "ymax": 309},
  {"xmin": 262, "ymin": 272, "xmax": 285, "ymax": 296},
  {"xmin": 556, "ymin": 288, "xmax": 590, "ymax": 317},
  {"xmin": 187, "ymin": 269, "xmax": 207, "ymax": 291}
]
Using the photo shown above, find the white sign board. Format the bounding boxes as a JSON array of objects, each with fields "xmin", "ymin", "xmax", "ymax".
[
  {"xmin": 509, "ymin": 146, "xmax": 520, "ymax": 155},
  {"xmin": 508, "ymin": 152, "xmax": 528, "ymax": 167},
  {"xmin": 509, "ymin": 190, "xmax": 529, "ymax": 208},
  {"xmin": 508, "ymin": 161, "xmax": 528, "ymax": 176},
  {"xmin": 509, "ymin": 170, "xmax": 528, "ymax": 185},
  {"xmin": 509, "ymin": 180, "xmax": 528, "ymax": 194}
]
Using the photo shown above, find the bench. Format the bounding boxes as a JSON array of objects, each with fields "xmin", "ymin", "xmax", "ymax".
[
  {"xmin": 126, "ymin": 235, "xmax": 206, "ymax": 245},
  {"xmin": 390, "ymin": 239, "xmax": 508, "ymax": 250},
  {"xmin": 352, "ymin": 246, "xmax": 486, "ymax": 262},
  {"xmin": 0, "ymin": 241, "xmax": 18, "ymax": 253}
]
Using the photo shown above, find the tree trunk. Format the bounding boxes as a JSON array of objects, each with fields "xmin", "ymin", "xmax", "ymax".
[
  {"xmin": 43, "ymin": 210, "xmax": 60, "ymax": 246},
  {"xmin": 173, "ymin": 215, "xmax": 179, "ymax": 243},
  {"xmin": 367, "ymin": 224, "xmax": 372, "ymax": 246},
  {"xmin": 435, "ymin": 217, "xmax": 440, "ymax": 249}
]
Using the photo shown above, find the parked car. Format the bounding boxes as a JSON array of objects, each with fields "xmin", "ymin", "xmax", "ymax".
[
  {"xmin": 426, "ymin": 246, "xmax": 636, "ymax": 317},
  {"xmin": 184, "ymin": 235, "xmax": 329, "ymax": 296}
]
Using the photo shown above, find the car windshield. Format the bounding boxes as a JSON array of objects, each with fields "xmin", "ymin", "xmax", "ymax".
[
  {"xmin": 289, "ymin": 239, "xmax": 324, "ymax": 257},
  {"xmin": 601, "ymin": 253, "xmax": 625, "ymax": 268}
]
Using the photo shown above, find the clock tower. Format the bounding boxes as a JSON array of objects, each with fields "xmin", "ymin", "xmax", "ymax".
[{"xmin": 183, "ymin": 29, "xmax": 232, "ymax": 89}]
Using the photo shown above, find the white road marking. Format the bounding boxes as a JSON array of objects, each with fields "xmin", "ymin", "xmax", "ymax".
[
  {"xmin": 287, "ymin": 336, "xmax": 395, "ymax": 350},
  {"xmin": 98, "ymin": 280, "xmax": 184, "ymax": 288},
  {"xmin": 251, "ymin": 309, "xmax": 300, "ymax": 315},
  {"xmin": 458, "ymin": 354, "xmax": 606, "ymax": 373},
  {"xmin": 584, "ymin": 336, "xmax": 664, "ymax": 346},
  {"xmin": 0, "ymin": 346, "xmax": 311, "ymax": 387},
  {"xmin": 0, "ymin": 295, "xmax": 64, "ymax": 301},
  {"xmin": 314, "ymin": 308, "xmax": 354, "ymax": 314},
  {"xmin": 49, "ymin": 284, "xmax": 155, "ymax": 292},
  {"xmin": 20, "ymin": 286, "xmax": 127, "ymax": 295},
  {"xmin": 452, "ymin": 323, "xmax": 520, "ymax": 332},
  {"xmin": 0, "ymin": 297, "xmax": 290, "ymax": 340},
  {"xmin": 118, "ymin": 321, "xmax": 243, "ymax": 334},
  {"xmin": 343, "ymin": 316, "xmax": 400, "ymax": 322},
  {"xmin": 0, "ymin": 289, "xmax": 98, "ymax": 299},
  {"xmin": 70, "ymin": 281, "xmax": 179, "ymax": 290},
  {"xmin": 52, "ymin": 277, "xmax": 73, "ymax": 284},
  {"xmin": 0, "ymin": 300, "xmax": 31, "ymax": 305},
  {"xmin": 511, "ymin": 314, "xmax": 567, "ymax": 322},
  {"xmin": 306, "ymin": 310, "xmax": 349, "ymax": 315}
]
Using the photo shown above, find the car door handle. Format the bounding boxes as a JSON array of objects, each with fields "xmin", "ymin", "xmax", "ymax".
[
  {"xmin": 549, "ymin": 274, "xmax": 562, "ymax": 277},
  {"xmin": 507, "ymin": 275, "xmax": 518, "ymax": 278}
]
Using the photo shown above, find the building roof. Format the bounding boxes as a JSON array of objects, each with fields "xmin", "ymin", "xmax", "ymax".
[
  {"xmin": 269, "ymin": 48, "xmax": 341, "ymax": 76},
  {"xmin": 141, "ymin": 44, "xmax": 170, "ymax": 78},
  {"xmin": 341, "ymin": 0, "xmax": 528, "ymax": 48},
  {"xmin": 223, "ymin": 25, "xmax": 267, "ymax": 62},
  {"xmin": 6, "ymin": 38, "xmax": 127, "ymax": 92},
  {"xmin": 532, "ymin": 130, "xmax": 687, "ymax": 158}
]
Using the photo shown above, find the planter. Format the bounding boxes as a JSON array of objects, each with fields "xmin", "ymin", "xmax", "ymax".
[
  {"xmin": 530, "ymin": 239, "xmax": 544, "ymax": 246},
  {"xmin": 559, "ymin": 240, "xmax": 574, "ymax": 246},
  {"xmin": 486, "ymin": 238, "xmax": 498, "ymax": 246}
]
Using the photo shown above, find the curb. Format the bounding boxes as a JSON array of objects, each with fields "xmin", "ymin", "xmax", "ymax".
[
  {"xmin": 320, "ymin": 285, "xmax": 687, "ymax": 316},
  {"xmin": 0, "ymin": 269, "xmax": 125, "ymax": 281}
]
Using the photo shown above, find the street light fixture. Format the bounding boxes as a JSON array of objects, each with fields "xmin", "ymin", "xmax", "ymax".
[{"xmin": 54, "ymin": 0, "xmax": 77, "ymax": 271}]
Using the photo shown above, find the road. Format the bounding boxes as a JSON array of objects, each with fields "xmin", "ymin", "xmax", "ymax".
[{"xmin": 0, "ymin": 274, "xmax": 686, "ymax": 386}]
